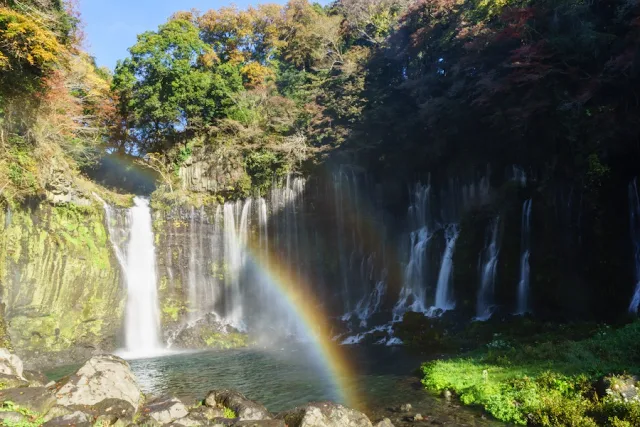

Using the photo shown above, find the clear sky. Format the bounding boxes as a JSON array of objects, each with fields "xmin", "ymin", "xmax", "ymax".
[{"xmin": 80, "ymin": 0, "xmax": 327, "ymax": 71}]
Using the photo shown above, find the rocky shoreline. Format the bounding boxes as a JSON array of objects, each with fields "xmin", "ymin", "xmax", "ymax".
[{"xmin": 0, "ymin": 349, "xmax": 393, "ymax": 427}]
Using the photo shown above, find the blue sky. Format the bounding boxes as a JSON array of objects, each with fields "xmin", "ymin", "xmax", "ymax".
[{"xmin": 80, "ymin": 0, "xmax": 327, "ymax": 70}]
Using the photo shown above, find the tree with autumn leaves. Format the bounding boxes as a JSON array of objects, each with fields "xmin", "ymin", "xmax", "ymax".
[
  {"xmin": 110, "ymin": 0, "xmax": 408, "ymax": 167},
  {"xmin": 0, "ymin": 0, "xmax": 114, "ymax": 200}
]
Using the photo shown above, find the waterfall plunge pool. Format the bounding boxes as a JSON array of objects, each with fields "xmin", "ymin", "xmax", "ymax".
[{"xmin": 46, "ymin": 345, "xmax": 500, "ymax": 425}]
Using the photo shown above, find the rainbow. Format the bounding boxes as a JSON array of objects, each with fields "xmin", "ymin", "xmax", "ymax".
[
  {"xmin": 93, "ymin": 157, "xmax": 366, "ymax": 409},
  {"xmin": 245, "ymin": 244, "xmax": 363, "ymax": 411}
]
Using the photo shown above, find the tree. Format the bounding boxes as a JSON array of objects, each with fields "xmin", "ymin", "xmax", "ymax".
[
  {"xmin": 338, "ymin": 0, "xmax": 410, "ymax": 44},
  {"xmin": 112, "ymin": 19, "xmax": 243, "ymax": 153},
  {"xmin": 0, "ymin": 7, "xmax": 63, "ymax": 98}
]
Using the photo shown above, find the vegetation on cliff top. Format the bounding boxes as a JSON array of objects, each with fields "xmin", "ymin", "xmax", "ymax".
[
  {"xmin": 110, "ymin": 0, "xmax": 405, "ymax": 196},
  {"xmin": 422, "ymin": 320, "xmax": 640, "ymax": 426},
  {"xmin": 107, "ymin": 0, "xmax": 640, "ymax": 176},
  {"xmin": 0, "ymin": 0, "xmax": 114, "ymax": 204}
]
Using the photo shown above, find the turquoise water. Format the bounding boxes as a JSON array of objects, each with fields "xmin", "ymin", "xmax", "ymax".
[
  {"xmin": 47, "ymin": 345, "xmax": 500, "ymax": 425},
  {"xmin": 47, "ymin": 345, "xmax": 411, "ymax": 411}
]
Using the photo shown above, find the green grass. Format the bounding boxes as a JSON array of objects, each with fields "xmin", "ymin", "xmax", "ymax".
[
  {"xmin": 223, "ymin": 407, "xmax": 237, "ymax": 419},
  {"xmin": 422, "ymin": 321, "xmax": 640, "ymax": 426}
]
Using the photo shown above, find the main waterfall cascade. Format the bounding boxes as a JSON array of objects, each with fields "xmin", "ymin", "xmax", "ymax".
[
  {"xmin": 101, "ymin": 196, "xmax": 163, "ymax": 356},
  {"xmin": 476, "ymin": 217, "xmax": 501, "ymax": 320},
  {"xmin": 628, "ymin": 178, "xmax": 640, "ymax": 313},
  {"xmin": 516, "ymin": 199, "xmax": 533, "ymax": 315}
]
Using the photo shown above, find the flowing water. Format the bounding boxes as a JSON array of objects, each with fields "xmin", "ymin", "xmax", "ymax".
[
  {"xmin": 516, "ymin": 199, "xmax": 532, "ymax": 315},
  {"xmin": 102, "ymin": 196, "xmax": 163, "ymax": 357},
  {"xmin": 433, "ymin": 223, "xmax": 460, "ymax": 312},
  {"xmin": 476, "ymin": 217, "xmax": 501, "ymax": 320},
  {"xmin": 629, "ymin": 179, "xmax": 640, "ymax": 313},
  {"xmin": 393, "ymin": 183, "xmax": 434, "ymax": 320}
]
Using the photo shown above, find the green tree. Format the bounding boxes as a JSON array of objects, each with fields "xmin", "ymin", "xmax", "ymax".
[{"xmin": 112, "ymin": 19, "xmax": 243, "ymax": 153}]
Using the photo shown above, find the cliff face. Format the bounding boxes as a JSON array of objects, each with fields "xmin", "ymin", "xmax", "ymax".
[
  {"xmin": 0, "ymin": 201, "xmax": 125, "ymax": 359},
  {"xmin": 0, "ymin": 156, "xmax": 633, "ymax": 364},
  {"xmin": 177, "ymin": 145, "xmax": 249, "ymax": 197}
]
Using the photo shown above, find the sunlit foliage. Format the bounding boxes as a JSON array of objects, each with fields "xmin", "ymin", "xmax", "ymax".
[{"xmin": 0, "ymin": 0, "xmax": 112, "ymax": 201}]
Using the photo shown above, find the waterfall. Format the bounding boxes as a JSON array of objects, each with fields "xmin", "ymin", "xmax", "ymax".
[
  {"xmin": 99, "ymin": 196, "xmax": 163, "ymax": 356},
  {"xmin": 185, "ymin": 206, "xmax": 222, "ymax": 321},
  {"xmin": 393, "ymin": 183, "xmax": 434, "ymax": 320},
  {"xmin": 94, "ymin": 193, "xmax": 127, "ymax": 268},
  {"xmin": 628, "ymin": 179, "xmax": 640, "ymax": 313},
  {"xmin": 476, "ymin": 217, "xmax": 501, "ymax": 320},
  {"xmin": 332, "ymin": 169, "xmax": 388, "ymax": 324},
  {"xmin": 334, "ymin": 170, "xmax": 351, "ymax": 312},
  {"xmin": 187, "ymin": 206, "xmax": 198, "ymax": 321},
  {"xmin": 516, "ymin": 199, "xmax": 533, "ymax": 314},
  {"xmin": 223, "ymin": 200, "xmax": 251, "ymax": 330},
  {"xmin": 510, "ymin": 165, "xmax": 527, "ymax": 187},
  {"xmin": 123, "ymin": 197, "xmax": 162, "ymax": 354},
  {"xmin": 432, "ymin": 223, "xmax": 460, "ymax": 312}
]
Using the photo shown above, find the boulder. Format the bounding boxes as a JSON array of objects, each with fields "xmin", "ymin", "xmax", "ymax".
[
  {"xmin": 374, "ymin": 418, "xmax": 395, "ymax": 427},
  {"xmin": 73, "ymin": 398, "xmax": 137, "ymax": 425},
  {"xmin": 0, "ymin": 411, "xmax": 27, "ymax": 424},
  {"xmin": 0, "ymin": 373, "xmax": 29, "ymax": 389},
  {"xmin": 398, "ymin": 404, "xmax": 412, "ymax": 413},
  {"xmin": 143, "ymin": 395, "xmax": 189, "ymax": 424},
  {"xmin": 55, "ymin": 354, "xmax": 142, "ymax": 409},
  {"xmin": 43, "ymin": 405, "xmax": 74, "ymax": 422},
  {"xmin": 233, "ymin": 421, "xmax": 286, "ymax": 427},
  {"xmin": 171, "ymin": 415, "xmax": 207, "ymax": 426},
  {"xmin": 276, "ymin": 402, "xmax": 373, "ymax": 427},
  {"xmin": 170, "ymin": 314, "xmax": 248, "ymax": 350},
  {"xmin": 181, "ymin": 411, "xmax": 210, "ymax": 425},
  {"xmin": 596, "ymin": 374, "xmax": 640, "ymax": 404},
  {"xmin": 0, "ymin": 386, "xmax": 56, "ymax": 414},
  {"xmin": 0, "ymin": 348, "xmax": 25, "ymax": 379},
  {"xmin": 23, "ymin": 370, "xmax": 49, "ymax": 387},
  {"xmin": 43, "ymin": 410, "xmax": 92, "ymax": 427},
  {"xmin": 136, "ymin": 416, "xmax": 162, "ymax": 427},
  {"xmin": 190, "ymin": 405, "xmax": 226, "ymax": 420},
  {"xmin": 209, "ymin": 419, "xmax": 236, "ymax": 427},
  {"xmin": 205, "ymin": 390, "xmax": 271, "ymax": 421}
]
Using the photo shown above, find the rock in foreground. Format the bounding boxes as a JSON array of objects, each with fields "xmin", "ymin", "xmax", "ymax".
[
  {"xmin": 144, "ymin": 395, "xmax": 190, "ymax": 424},
  {"xmin": 277, "ymin": 402, "xmax": 373, "ymax": 427},
  {"xmin": 55, "ymin": 354, "xmax": 142, "ymax": 409},
  {"xmin": 0, "ymin": 387, "xmax": 56, "ymax": 414},
  {"xmin": 205, "ymin": 389, "xmax": 271, "ymax": 420},
  {"xmin": 0, "ymin": 349, "xmax": 376, "ymax": 427},
  {"xmin": 0, "ymin": 348, "xmax": 25, "ymax": 379}
]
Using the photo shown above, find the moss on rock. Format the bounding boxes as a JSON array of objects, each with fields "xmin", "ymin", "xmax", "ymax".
[{"xmin": 0, "ymin": 200, "xmax": 125, "ymax": 357}]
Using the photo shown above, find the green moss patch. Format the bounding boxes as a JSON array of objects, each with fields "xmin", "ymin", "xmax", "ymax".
[
  {"xmin": 202, "ymin": 332, "xmax": 248, "ymax": 350},
  {"xmin": 422, "ymin": 321, "xmax": 640, "ymax": 426},
  {"xmin": 0, "ymin": 401, "xmax": 44, "ymax": 427}
]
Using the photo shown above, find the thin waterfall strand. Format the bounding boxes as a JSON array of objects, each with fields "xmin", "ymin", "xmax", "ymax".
[
  {"xmin": 629, "ymin": 179, "xmax": 640, "ymax": 313},
  {"xmin": 516, "ymin": 199, "xmax": 533, "ymax": 314},
  {"xmin": 476, "ymin": 217, "xmax": 501, "ymax": 320},
  {"xmin": 432, "ymin": 223, "xmax": 460, "ymax": 312},
  {"xmin": 393, "ymin": 183, "xmax": 433, "ymax": 320}
]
